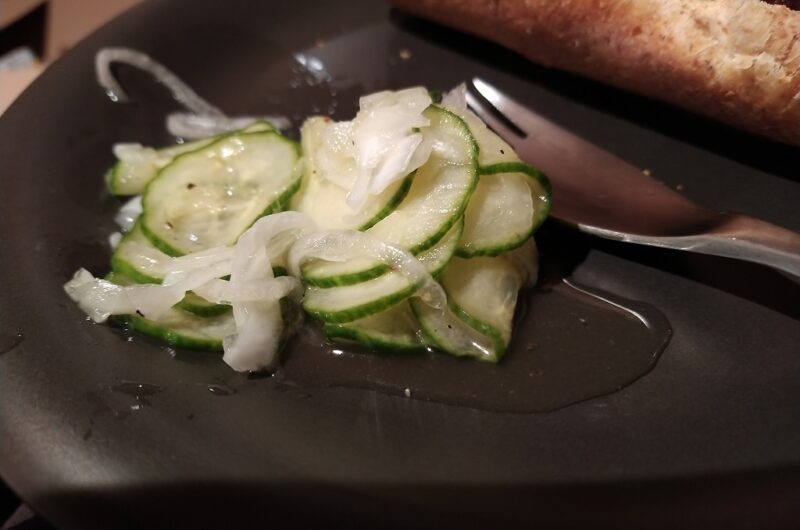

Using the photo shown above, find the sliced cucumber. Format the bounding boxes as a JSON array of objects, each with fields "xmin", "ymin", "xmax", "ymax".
[
  {"xmin": 111, "ymin": 308, "xmax": 234, "ymax": 351},
  {"xmin": 175, "ymin": 291, "xmax": 231, "ymax": 317},
  {"xmin": 303, "ymin": 219, "xmax": 461, "ymax": 323},
  {"xmin": 142, "ymin": 131, "xmax": 302, "ymax": 256},
  {"xmin": 409, "ymin": 297, "xmax": 497, "ymax": 361},
  {"xmin": 290, "ymin": 117, "xmax": 414, "ymax": 231},
  {"xmin": 480, "ymin": 161, "xmax": 551, "ymax": 235},
  {"xmin": 446, "ymin": 104, "xmax": 551, "ymax": 244},
  {"xmin": 105, "ymin": 272, "xmax": 234, "ymax": 350},
  {"xmin": 457, "ymin": 169, "xmax": 534, "ymax": 257},
  {"xmin": 110, "ymin": 221, "xmax": 233, "ymax": 316},
  {"xmin": 106, "ymin": 121, "xmax": 274, "ymax": 196},
  {"xmin": 324, "ymin": 301, "xmax": 424, "ymax": 351},
  {"xmin": 439, "ymin": 255, "xmax": 524, "ymax": 359},
  {"xmin": 301, "ymin": 105, "xmax": 477, "ymax": 286},
  {"xmin": 459, "ymin": 110, "xmax": 518, "ymax": 167},
  {"xmin": 111, "ymin": 220, "xmax": 175, "ymax": 284}
]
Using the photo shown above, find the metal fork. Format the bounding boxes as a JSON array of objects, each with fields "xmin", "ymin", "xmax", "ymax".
[{"xmin": 466, "ymin": 78, "xmax": 800, "ymax": 277}]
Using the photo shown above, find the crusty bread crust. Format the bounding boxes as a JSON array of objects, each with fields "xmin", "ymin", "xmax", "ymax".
[{"xmin": 391, "ymin": 0, "xmax": 800, "ymax": 145}]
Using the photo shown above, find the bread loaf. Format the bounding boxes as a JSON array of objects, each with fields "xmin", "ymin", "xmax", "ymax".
[{"xmin": 390, "ymin": 0, "xmax": 800, "ymax": 145}]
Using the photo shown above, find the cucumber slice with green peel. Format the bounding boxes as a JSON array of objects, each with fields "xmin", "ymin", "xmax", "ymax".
[
  {"xmin": 111, "ymin": 222, "xmax": 233, "ymax": 316},
  {"xmin": 409, "ymin": 297, "xmax": 498, "ymax": 362},
  {"xmin": 142, "ymin": 130, "xmax": 302, "ymax": 256},
  {"xmin": 303, "ymin": 219, "xmax": 462, "ymax": 323},
  {"xmin": 111, "ymin": 308, "xmax": 234, "ymax": 351},
  {"xmin": 457, "ymin": 170, "xmax": 534, "ymax": 258},
  {"xmin": 105, "ymin": 270, "xmax": 231, "ymax": 318},
  {"xmin": 111, "ymin": 220, "xmax": 175, "ymax": 284},
  {"xmin": 439, "ymin": 255, "xmax": 524, "ymax": 359},
  {"xmin": 174, "ymin": 291, "xmax": 232, "ymax": 317},
  {"xmin": 104, "ymin": 272, "xmax": 234, "ymax": 349},
  {"xmin": 481, "ymin": 161, "xmax": 551, "ymax": 235},
  {"xmin": 323, "ymin": 301, "xmax": 424, "ymax": 351},
  {"xmin": 106, "ymin": 121, "xmax": 274, "ymax": 196},
  {"xmin": 290, "ymin": 117, "xmax": 415, "ymax": 231},
  {"xmin": 301, "ymin": 105, "xmax": 477, "ymax": 287},
  {"xmin": 460, "ymin": 110, "xmax": 518, "ymax": 167},
  {"xmin": 445, "ymin": 102, "xmax": 551, "ymax": 240}
]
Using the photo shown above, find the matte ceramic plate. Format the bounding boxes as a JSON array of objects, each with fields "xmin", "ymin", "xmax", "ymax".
[{"xmin": 1, "ymin": 0, "xmax": 799, "ymax": 528}]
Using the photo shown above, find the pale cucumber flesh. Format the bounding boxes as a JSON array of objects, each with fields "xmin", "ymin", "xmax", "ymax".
[
  {"xmin": 301, "ymin": 105, "xmax": 477, "ymax": 286},
  {"xmin": 142, "ymin": 131, "xmax": 302, "ymax": 256},
  {"xmin": 457, "ymin": 170, "xmax": 534, "ymax": 257},
  {"xmin": 291, "ymin": 116, "xmax": 413, "ymax": 231},
  {"xmin": 324, "ymin": 301, "xmax": 424, "ymax": 351},
  {"xmin": 303, "ymin": 219, "xmax": 461, "ymax": 323},
  {"xmin": 107, "ymin": 121, "xmax": 274, "ymax": 196}
]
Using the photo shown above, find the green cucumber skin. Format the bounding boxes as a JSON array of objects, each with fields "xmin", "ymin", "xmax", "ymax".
[
  {"xmin": 106, "ymin": 268, "xmax": 231, "ymax": 318},
  {"xmin": 323, "ymin": 324, "xmax": 424, "ymax": 352},
  {"xmin": 357, "ymin": 172, "xmax": 415, "ymax": 231},
  {"xmin": 480, "ymin": 161, "xmax": 552, "ymax": 235},
  {"xmin": 304, "ymin": 283, "xmax": 419, "ymax": 324},
  {"xmin": 105, "ymin": 167, "xmax": 118, "ymax": 195},
  {"xmin": 407, "ymin": 107, "xmax": 478, "ymax": 256},
  {"xmin": 139, "ymin": 216, "xmax": 185, "ymax": 257},
  {"xmin": 141, "ymin": 131, "xmax": 302, "ymax": 257},
  {"xmin": 446, "ymin": 299, "xmax": 506, "ymax": 361},
  {"xmin": 302, "ymin": 105, "xmax": 478, "ymax": 288},
  {"xmin": 303, "ymin": 264, "xmax": 390, "ymax": 289},
  {"xmin": 110, "ymin": 252, "xmax": 162, "ymax": 284},
  {"xmin": 411, "ymin": 299, "xmax": 499, "ymax": 364},
  {"xmin": 110, "ymin": 314, "xmax": 224, "ymax": 351},
  {"xmin": 455, "ymin": 235, "xmax": 532, "ymax": 259},
  {"xmin": 104, "ymin": 272, "xmax": 229, "ymax": 349},
  {"xmin": 105, "ymin": 121, "xmax": 277, "ymax": 196},
  {"xmin": 175, "ymin": 294, "xmax": 232, "ymax": 317}
]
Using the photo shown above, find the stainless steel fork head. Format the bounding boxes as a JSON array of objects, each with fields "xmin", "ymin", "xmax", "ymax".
[{"xmin": 466, "ymin": 78, "xmax": 800, "ymax": 276}]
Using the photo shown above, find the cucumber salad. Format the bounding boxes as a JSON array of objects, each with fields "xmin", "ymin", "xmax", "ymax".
[{"xmin": 64, "ymin": 51, "xmax": 551, "ymax": 372}]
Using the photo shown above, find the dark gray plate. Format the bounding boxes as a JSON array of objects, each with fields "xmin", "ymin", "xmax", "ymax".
[{"xmin": 1, "ymin": 0, "xmax": 799, "ymax": 528}]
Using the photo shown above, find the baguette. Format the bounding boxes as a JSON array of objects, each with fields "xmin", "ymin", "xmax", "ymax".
[{"xmin": 390, "ymin": 0, "xmax": 800, "ymax": 145}]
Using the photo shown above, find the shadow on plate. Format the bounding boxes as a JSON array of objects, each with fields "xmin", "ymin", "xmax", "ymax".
[{"xmin": 31, "ymin": 464, "xmax": 800, "ymax": 530}]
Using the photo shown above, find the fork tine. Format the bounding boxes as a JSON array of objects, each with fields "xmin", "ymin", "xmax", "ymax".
[
  {"xmin": 471, "ymin": 77, "xmax": 541, "ymax": 135},
  {"xmin": 465, "ymin": 91, "xmax": 524, "ymax": 146}
]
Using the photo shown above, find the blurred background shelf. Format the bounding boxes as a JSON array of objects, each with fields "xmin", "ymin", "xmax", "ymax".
[{"xmin": 0, "ymin": 0, "xmax": 142, "ymax": 114}]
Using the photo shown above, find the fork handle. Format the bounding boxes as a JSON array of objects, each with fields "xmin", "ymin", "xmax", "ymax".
[
  {"xmin": 711, "ymin": 215, "xmax": 800, "ymax": 276},
  {"xmin": 579, "ymin": 214, "xmax": 800, "ymax": 277}
]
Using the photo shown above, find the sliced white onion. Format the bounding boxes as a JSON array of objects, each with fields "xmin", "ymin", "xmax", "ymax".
[
  {"xmin": 165, "ymin": 112, "xmax": 290, "ymax": 139},
  {"xmin": 367, "ymin": 133, "xmax": 423, "ymax": 195},
  {"xmin": 161, "ymin": 246, "xmax": 234, "ymax": 287},
  {"xmin": 305, "ymin": 87, "xmax": 432, "ymax": 210},
  {"xmin": 64, "ymin": 268, "xmax": 184, "ymax": 322},
  {"xmin": 114, "ymin": 195, "xmax": 142, "ymax": 232},
  {"xmin": 193, "ymin": 276, "xmax": 300, "ymax": 305},
  {"xmin": 287, "ymin": 230, "xmax": 446, "ymax": 309},
  {"xmin": 113, "ymin": 143, "xmax": 156, "ymax": 163},
  {"xmin": 96, "ymin": 47, "xmax": 290, "ymax": 144},
  {"xmin": 95, "ymin": 47, "xmax": 224, "ymax": 117},
  {"xmin": 441, "ymin": 83, "xmax": 467, "ymax": 112},
  {"xmin": 221, "ymin": 212, "xmax": 317, "ymax": 372},
  {"xmin": 347, "ymin": 87, "xmax": 432, "ymax": 208},
  {"xmin": 108, "ymin": 232, "xmax": 122, "ymax": 249},
  {"xmin": 66, "ymin": 212, "xmax": 316, "ymax": 334}
]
